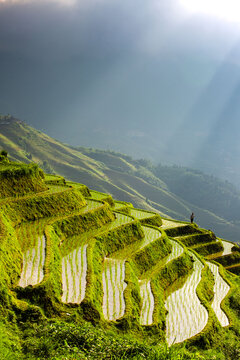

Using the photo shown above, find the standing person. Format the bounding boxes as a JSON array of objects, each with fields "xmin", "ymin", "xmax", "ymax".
[{"xmin": 190, "ymin": 212, "xmax": 195, "ymax": 223}]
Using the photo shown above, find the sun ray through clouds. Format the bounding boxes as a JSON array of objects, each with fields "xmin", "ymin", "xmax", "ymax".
[{"xmin": 180, "ymin": 0, "xmax": 240, "ymax": 23}]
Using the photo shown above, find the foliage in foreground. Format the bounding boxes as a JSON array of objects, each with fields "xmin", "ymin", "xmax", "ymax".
[
  {"xmin": 0, "ymin": 320, "xmax": 234, "ymax": 360},
  {"xmin": 20, "ymin": 321, "xmax": 205, "ymax": 360}
]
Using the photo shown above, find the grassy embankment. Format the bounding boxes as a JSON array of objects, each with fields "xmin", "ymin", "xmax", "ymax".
[{"xmin": 0, "ymin": 160, "xmax": 239, "ymax": 359}]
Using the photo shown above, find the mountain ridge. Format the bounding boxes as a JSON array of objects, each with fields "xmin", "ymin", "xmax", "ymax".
[{"xmin": 0, "ymin": 114, "xmax": 240, "ymax": 242}]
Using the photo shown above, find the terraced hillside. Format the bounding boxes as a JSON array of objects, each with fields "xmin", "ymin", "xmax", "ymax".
[
  {"xmin": 164, "ymin": 220, "xmax": 240, "ymax": 275},
  {"xmin": 1, "ymin": 160, "xmax": 240, "ymax": 359},
  {"xmin": 2, "ymin": 115, "xmax": 240, "ymax": 242}
]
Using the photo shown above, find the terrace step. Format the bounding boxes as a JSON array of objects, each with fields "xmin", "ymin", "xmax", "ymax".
[
  {"xmin": 1, "ymin": 184, "xmax": 87, "ymax": 226},
  {"xmin": 60, "ymin": 212, "xmax": 142, "ymax": 306},
  {"xmin": 139, "ymin": 239, "xmax": 185, "ymax": 326},
  {"xmin": 65, "ymin": 181, "xmax": 91, "ymax": 197},
  {"xmin": 139, "ymin": 280, "xmax": 154, "ymax": 325},
  {"xmin": 130, "ymin": 208, "xmax": 162, "ymax": 227},
  {"xmin": 208, "ymin": 241, "xmax": 240, "ymax": 274},
  {"xmin": 140, "ymin": 238, "xmax": 184, "ymax": 281},
  {"xmin": 221, "ymin": 240, "xmax": 235, "ymax": 256},
  {"xmin": 212, "ymin": 252, "xmax": 240, "ymax": 268},
  {"xmin": 225, "ymin": 263, "xmax": 240, "ymax": 275},
  {"xmin": 113, "ymin": 200, "xmax": 133, "ymax": 213},
  {"xmin": 206, "ymin": 239, "xmax": 234, "ymax": 260},
  {"xmin": 100, "ymin": 223, "xmax": 172, "ymax": 324},
  {"xmin": 162, "ymin": 220, "xmax": 202, "ymax": 238},
  {"xmin": 18, "ymin": 199, "xmax": 113, "ymax": 289},
  {"xmin": 0, "ymin": 162, "xmax": 47, "ymax": 198},
  {"xmin": 44, "ymin": 174, "xmax": 66, "ymax": 186},
  {"xmin": 161, "ymin": 219, "xmax": 188, "ymax": 230},
  {"xmin": 207, "ymin": 261, "xmax": 230, "ymax": 327},
  {"xmin": 102, "ymin": 258, "xmax": 127, "ymax": 321},
  {"xmin": 19, "ymin": 235, "xmax": 46, "ymax": 287},
  {"xmin": 16, "ymin": 219, "xmax": 49, "ymax": 288},
  {"xmin": 53, "ymin": 199, "xmax": 115, "ymax": 239},
  {"xmin": 165, "ymin": 253, "xmax": 208, "ymax": 345},
  {"xmin": 191, "ymin": 241, "xmax": 224, "ymax": 257},
  {"xmin": 89, "ymin": 189, "xmax": 114, "ymax": 207},
  {"xmin": 175, "ymin": 232, "xmax": 216, "ymax": 247},
  {"xmin": 61, "ymin": 244, "xmax": 88, "ymax": 304}
]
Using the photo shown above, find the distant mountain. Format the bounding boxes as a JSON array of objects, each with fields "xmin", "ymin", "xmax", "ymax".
[{"xmin": 0, "ymin": 114, "xmax": 240, "ymax": 242}]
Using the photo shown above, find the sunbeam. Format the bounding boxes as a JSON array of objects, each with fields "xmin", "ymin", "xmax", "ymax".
[{"xmin": 180, "ymin": 0, "xmax": 240, "ymax": 23}]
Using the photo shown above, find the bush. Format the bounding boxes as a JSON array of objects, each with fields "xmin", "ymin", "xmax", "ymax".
[
  {"xmin": 0, "ymin": 150, "xmax": 8, "ymax": 157},
  {"xmin": 21, "ymin": 321, "xmax": 205, "ymax": 360}
]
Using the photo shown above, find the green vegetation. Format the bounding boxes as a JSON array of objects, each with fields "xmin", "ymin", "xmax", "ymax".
[
  {"xmin": 193, "ymin": 241, "xmax": 224, "ymax": 257},
  {"xmin": 176, "ymin": 232, "xmax": 216, "ymax": 247},
  {"xmin": 1, "ymin": 187, "xmax": 86, "ymax": 226},
  {"xmin": 89, "ymin": 189, "xmax": 114, "ymax": 207},
  {"xmin": 1, "ymin": 155, "xmax": 240, "ymax": 359},
  {"xmin": 17, "ymin": 320, "xmax": 212, "ymax": 360},
  {"xmin": 45, "ymin": 174, "xmax": 66, "ymax": 186},
  {"xmin": 66, "ymin": 181, "xmax": 91, "ymax": 197},
  {"xmin": 0, "ymin": 211, "xmax": 22, "ymax": 317},
  {"xmin": 2, "ymin": 116, "xmax": 240, "ymax": 241},
  {"xmin": 0, "ymin": 162, "xmax": 47, "ymax": 198},
  {"xmin": 213, "ymin": 252, "xmax": 240, "ymax": 267},
  {"xmin": 130, "ymin": 208, "xmax": 162, "ymax": 227},
  {"xmin": 0, "ymin": 149, "xmax": 9, "ymax": 163},
  {"xmin": 53, "ymin": 200, "xmax": 115, "ymax": 238},
  {"xmin": 131, "ymin": 228, "xmax": 172, "ymax": 277}
]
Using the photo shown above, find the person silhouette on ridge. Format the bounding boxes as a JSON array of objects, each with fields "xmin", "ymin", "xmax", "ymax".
[{"xmin": 190, "ymin": 212, "xmax": 195, "ymax": 223}]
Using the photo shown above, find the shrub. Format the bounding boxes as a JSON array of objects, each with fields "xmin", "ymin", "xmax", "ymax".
[{"xmin": 0, "ymin": 150, "xmax": 8, "ymax": 157}]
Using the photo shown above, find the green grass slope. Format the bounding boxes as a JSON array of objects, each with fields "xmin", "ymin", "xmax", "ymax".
[
  {"xmin": 0, "ymin": 115, "xmax": 240, "ymax": 243},
  {"xmin": 0, "ymin": 159, "xmax": 240, "ymax": 359},
  {"xmin": 0, "ymin": 161, "xmax": 47, "ymax": 198}
]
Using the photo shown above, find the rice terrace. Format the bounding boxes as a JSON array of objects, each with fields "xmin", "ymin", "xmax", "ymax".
[{"xmin": 1, "ymin": 154, "xmax": 240, "ymax": 359}]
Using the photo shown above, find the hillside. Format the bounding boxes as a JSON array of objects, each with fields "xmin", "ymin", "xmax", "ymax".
[
  {"xmin": 0, "ymin": 115, "xmax": 240, "ymax": 242},
  {"xmin": 1, "ymin": 159, "xmax": 240, "ymax": 359}
]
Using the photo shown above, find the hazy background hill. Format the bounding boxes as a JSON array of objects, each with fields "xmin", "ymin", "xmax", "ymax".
[
  {"xmin": 0, "ymin": 115, "xmax": 240, "ymax": 243},
  {"xmin": 1, "ymin": 0, "xmax": 240, "ymax": 189}
]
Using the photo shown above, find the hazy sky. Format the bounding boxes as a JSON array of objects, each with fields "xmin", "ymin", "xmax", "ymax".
[{"xmin": 1, "ymin": 0, "xmax": 240, "ymax": 183}]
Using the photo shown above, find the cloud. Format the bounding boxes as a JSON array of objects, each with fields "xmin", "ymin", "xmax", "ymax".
[{"xmin": 0, "ymin": 0, "xmax": 240, "ymax": 167}]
